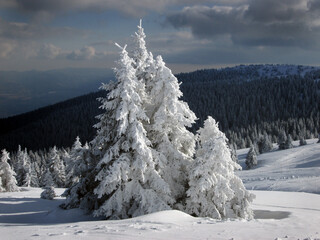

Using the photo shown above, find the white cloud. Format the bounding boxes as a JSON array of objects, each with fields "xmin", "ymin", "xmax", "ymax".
[
  {"xmin": 0, "ymin": 40, "xmax": 16, "ymax": 58},
  {"xmin": 38, "ymin": 44, "xmax": 62, "ymax": 59},
  {"xmin": 67, "ymin": 46, "xmax": 96, "ymax": 60}
]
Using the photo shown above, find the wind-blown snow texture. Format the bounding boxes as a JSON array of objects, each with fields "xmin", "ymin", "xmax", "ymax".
[
  {"xmin": 238, "ymin": 139, "xmax": 320, "ymax": 194},
  {"xmin": 1, "ymin": 140, "xmax": 320, "ymax": 240}
]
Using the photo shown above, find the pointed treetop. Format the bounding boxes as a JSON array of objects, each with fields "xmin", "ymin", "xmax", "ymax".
[
  {"xmin": 73, "ymin": 136, "xmax": 82, "ymax": 150},
  {"xmin": 1, "ymin": 149, "xmax": 10, "ymax": 163},
  {"xmin": 115, "ymin": 43, "xmax": 127, "ymax": 51}
]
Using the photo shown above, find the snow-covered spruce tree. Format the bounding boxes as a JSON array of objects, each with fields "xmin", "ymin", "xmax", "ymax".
[
  {"xmin": 246, "ymin": 145, "xmax": 258, "ymax": 169},
  {"xmin": 257, "ymin": 133, "xmax": 273, "ymax": 154},
  {"xmin": 92, "ymin": 44, "xmax": 173, "ymax": 219},
  {"xmin": 48, "ymin": 146, "xmax": 66, "ymax": 187},
  {"xmin": 0, "ymin": 149, "xmax": 19, "ymax": 192},
  {"xmin": 15, "ymin": 147, "xmax": 32, "ymax": 187},
  {"xmin": 143, "ymin": 55, "xmax": 196, "ymax": 206},
  {"xmin": 65, "ymin": 136, "xmax": 83, "ymax": 187},
  {"xmin": 63, "ymin": 44, "xmax": 173, "ymax": 219},
  {"xmin": 132, "ymin": 19, "xmax": 149, "ymax": 83},
  {"xmin": 186, "ymin": 117, "xmax": 254, "ymax": 219},
  {"xmin": 284, "ymin": 134, "xmax": 293, "ymax": 149},
  {"xmin": 229, "ymin": 142, "xmax": 238, "ymax": 163},
  {"xmin": 41, "ymin": 169, "xmax": 54, "ymax": 187},
  {"xmin": 278, "ymin": 129, "xmax": 288, "ymax": 150},
  {"xmin": 41, "ymin": 186, "xmax": 57, "ymax": 200},
  {"xmin": 299, "ymin": 137, "xmax": 307, "ymax": 146}
]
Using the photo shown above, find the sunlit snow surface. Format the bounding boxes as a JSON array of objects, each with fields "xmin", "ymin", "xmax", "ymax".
[
  {"xmin": 0, "ymin": 140, "xmax": 320, "ymax": 240},
  {"xmin": 237, "ymin": 139, "xmax": 320, "ymax": 194}
]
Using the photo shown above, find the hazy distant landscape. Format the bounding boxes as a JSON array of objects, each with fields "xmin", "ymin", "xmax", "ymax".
[{"xmin": 0, "ymin": 68, "xmax": 113, "ymax": 118}]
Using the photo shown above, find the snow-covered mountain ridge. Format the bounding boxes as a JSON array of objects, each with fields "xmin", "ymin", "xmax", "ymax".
[
  {"xmin": 232, "ymin": 64, "xmax": 319, "ymax": 79},
  {"xmin": 177, "ymin": 64, "xmax": 320, "ymax": 84}
]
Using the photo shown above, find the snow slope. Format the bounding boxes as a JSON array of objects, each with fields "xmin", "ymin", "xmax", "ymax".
[
  {"xmin": 0, "ymin": 140, "xmax": 319, "ymax": 240},
  {"xmin": 0, "ymin": 189, "xmax": 319, "ymax": 240},
  {"xmin": 237, "ymin": 139, "xmax": 320, "ymax": 194}
]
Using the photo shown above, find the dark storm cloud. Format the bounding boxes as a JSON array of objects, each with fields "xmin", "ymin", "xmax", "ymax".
[
  {"xmin": 166, "ymin": 0, "xmax": 320, "ymax": 48},
  {"xmin": 5, "ymin": 0, "xmax": 204, "ymax": 18},
  {"xmin": 308, "ymin": 0, "xmax": 320, "ymax": 11},
  {"xmin": 3, "ymin": 0, "xmax": 250, "ymax": 18},
  {"xmin": 0, "ymin": 17, "xmax": 86, "ymax": 40}
]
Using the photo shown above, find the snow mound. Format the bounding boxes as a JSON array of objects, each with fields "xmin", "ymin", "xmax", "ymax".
[{"xmin": 133, "ymin": 210, "xmax": 195, "ymax": 224}]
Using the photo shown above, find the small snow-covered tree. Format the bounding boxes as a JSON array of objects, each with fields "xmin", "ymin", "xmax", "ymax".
[
  {"xmin": 246, "ymin": 145, "xmax": 258, "ymax": 169},
  {"xmin": 15, "ymin": 147, "xmax": 32, "ymax": 187},
  {"xmin": 258, "ymin": 133, "xmax": 273, "ymax": 154},
  {"xmin": 42, "ymin": 169, "xmax": 54, "ymax": 187},
  {"xmin": 41, "ymin": 186, "xmax": 57, "ymax": 200},
  {"xmin": 299, "ymin": 137, "xmax": 307, "ymax": 146},
  {"xmin": 186, "ymin": 117, "xmax": 254, "ymax": 219},
  {"xmin": 0, "ymin": 149, "xmax": 19, "ymax": 192},
  {"xmin": 66, "ymin": 136, "xmax": 83, "ymax": 187},
  {"xmin": 48, "ymin": 146, "xmax": 66, "ymax": 187},
  {"xmin": 278, "ymin": 130, "xmax": 288, "ymax": 150},
  {"xmin": 284, "ymin": 134, "xmax": 293, "ymax": 149},
  {"xmin": 229, "ymin": 142, "xmax": 238, "ymax": 163}
]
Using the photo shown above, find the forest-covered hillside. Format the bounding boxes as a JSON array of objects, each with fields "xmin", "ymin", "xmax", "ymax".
[{"xmin": 0, "ymin": 64, "xmax": 319, "ymax": 152}]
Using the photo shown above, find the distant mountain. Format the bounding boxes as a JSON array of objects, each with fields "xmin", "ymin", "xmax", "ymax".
[
  {"xmin": 0, "ymin": 64, "xmax": 319, "ymax": 152},
  {"xmin": 0, "ymin": 68, "xmax": 114, "ymax": 118}
]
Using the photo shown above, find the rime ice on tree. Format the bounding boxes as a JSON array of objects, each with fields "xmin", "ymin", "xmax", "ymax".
[
  {"xmin": 246, "ymin": 145, "xmax": 258, "ymax": 169},
  {"xmin": 0, "ymin": 149, "xmax": 19, "ymax": 192},
  {"xmin": 186, "ymin": 117, "xmax": 254, "ymax": 219},
  {"xmin": 91, "ymin": 44, "xmax": 173, "ymax": 219},
  {"xmin": 63, "ymin": 22, "xmax": 254, "ymax": 220},
  {"xmin": 144, "ymin": 55, "xmax": 197, "ymax": 203}
]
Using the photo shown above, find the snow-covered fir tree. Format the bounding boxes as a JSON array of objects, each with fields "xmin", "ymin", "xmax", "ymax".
[
  {"xmin": 15, "ymin": 147, "xmax": 32, "ymax": 187},
  {"xmin": 132, "ymin": 19, "xmax": 149, "ymax": 84},
  {"xmin": 257, "ymin": 133, "xmax": 273, "ymax": 154},
  {"xmin": 186, "ymin": 117, "xmax": 254, "ymax": 219},
  {"xmin": 41, "ymin": 169, "xmax": 54, "ymax": 187},
  {"xmin": 229, "ymin": 142, "xmax": 238, "ymax": 163},
  {"xmin": 144, "ymin": 55, "xmax": 196, "ymax": 205},
  {"xmin": 41, "ymin": 186, "xmax": 57, "ymax": 200},
  {"xmin": 284, "ymin": 134, "xmax": 294, "ymax": 149},
  {"xmin": 28, "ymin": 151, "xmax": 41, "ymax": 187},
  {"xmin": 92, "ymin": 45, "xmax": 173, "ymax": 219},
  {"xmin": 246, "ymin": 145, "xmax": 258, "ymax": 169},
  {"xmin": 48, "ymin": 146, "xmax": 66, "ymax": 187},
  {"xmin": 63, "ymin": 44, "xmax": 173, "ymax": 218},
  {"xmin": 62, "ymin": 22, "xmax": 255, "ymax": 220},
  {"xmin": 299, "ymin": 137, "xmax": 307, "ymax": 146},
  {"xmin": 278, "ymin": 130, "xmax": 288, "ymax": 150},
  {"xmin": 65, "ymin": 136, "xmax": 83, "ymax": 187},
  {"xmin": 0, "ymin": 149, "xmax": 19, "ymax": 192}
]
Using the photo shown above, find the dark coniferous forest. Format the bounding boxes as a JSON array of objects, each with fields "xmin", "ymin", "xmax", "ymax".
[{"xmin": 0, "ymin": 64, "xmax": 319, "ymax": 152}]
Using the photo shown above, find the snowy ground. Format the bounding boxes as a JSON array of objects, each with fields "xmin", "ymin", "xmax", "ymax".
[
  {"xmin": 237, "ymin": 139, "xmax": 320, "ymax": 194},
  {"xmin": 0, "ymin": 139, "xmax": 319, "ymax": 240}
]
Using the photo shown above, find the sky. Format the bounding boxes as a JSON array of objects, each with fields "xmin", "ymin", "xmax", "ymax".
[{"xmin": 1, "ymin": 0, "xmax": 320, "ymax": 73}]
